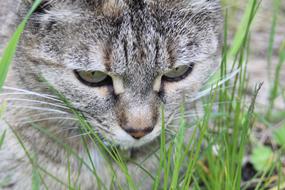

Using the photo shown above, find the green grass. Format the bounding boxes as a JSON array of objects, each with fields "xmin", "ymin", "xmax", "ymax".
[{"xmin": 0, "ymin": 0, "xmax": 285, "ymax": 189}]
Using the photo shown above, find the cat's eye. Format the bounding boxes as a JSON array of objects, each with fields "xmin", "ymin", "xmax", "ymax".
[
  {"xmin": 162, "ymin": 63, "xmax": 194, "ymax": 82},
  {"xmin": 74, "ymin": 70, "xmax": 113, "ymax": 87}
]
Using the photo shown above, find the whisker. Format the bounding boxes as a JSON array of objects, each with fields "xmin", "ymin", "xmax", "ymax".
[
  {"xmin": 2, "ymin": 86, "xmax": 62, "ymax": 102},
  {"xmin": 166, "ymin": 86, "xmax": 235, "ymax": 107},
  {"xmin": 68, "ymin": 113, "xmax": 115, "ymax": 136},
  {"xmin": 17, "ymin": 112, "xmax": 71, "ymax": 121},
  {"xmin": 20, "ymin": 117, "xmax": 78, "ymax": 125},
  {"xmin": 171, "ymin": 101, "xmax": 237, "ymax": 120},
  {"xmin": 175, "ymin": 111, "xmax": 203, "ymax": 117},
  {"xmin": 201, "ymin": 100, "xmax": 238, "ymax": 107},
  {"xmin": 7, "ymin": 105, "xmax": 68, "ymax": 114},
  {"xmin": 165, "ymin": 128, "xmax": 176, "ymax": 136},
  {"xmin": 0, "ymin": 92, "xmax": 63, "ymax": 103},
  {"xmin": 169, "ymin": 101, "xmax": 235, "ymax": 110},
  {"xmin": 85, "ymin": 119, "xmax": 114, "ymax": 135},
  {"xmin": 172, "ymin": 113, "xmax": 204, "ymax": 121},
  {"xmin": 204, "ymin": 69, "xmax": 240, "ymax": 87},
  {"xmin": 165, "ymin": 112, "xmax": 176, "ymax": 126},
  {"xmin": 54, "ymin": 126, "xmax": 80, "ymax": 134},
  {"xmin": 185, "ymin": 85, "xmax": 235, "ymax": 103},
  {"xmin": 68, "ymin": 132, "xmax": 91, "ymax": 139},
  {"xmin": 2, "ymin": 98, "xmax": 70, "ymax": 110},
  {"xmin": 171, "ymin": 69, "xmax": 240, "ymax": 103},
  {"xmin": 2, "ymin": 86, "xmax": 58, "ymax": 98},
  {"xmin": 202, "ymin": 69, "xmax": 240, "ymax": 88}
]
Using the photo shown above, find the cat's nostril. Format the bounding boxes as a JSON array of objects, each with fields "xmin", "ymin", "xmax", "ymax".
[{"xmin": 124, "ymin": 127, "xmax": 154, "ymax": 139}]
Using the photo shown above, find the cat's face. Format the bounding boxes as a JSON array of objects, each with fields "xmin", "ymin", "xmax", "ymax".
[{"xmin": 14, "ymin": 0, "xmax": 223, "ymax": 148}]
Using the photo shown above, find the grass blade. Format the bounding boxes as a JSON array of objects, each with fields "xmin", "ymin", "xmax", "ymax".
[{"xmin": 0, "ymin": 130, "xmax": 6, "ymax": 149}]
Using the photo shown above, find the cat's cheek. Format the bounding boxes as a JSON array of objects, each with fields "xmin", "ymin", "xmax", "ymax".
[
  {"xmin": 163, "ymin": 81, "xmax": 200, "ymax": 94},
  {"xmin": 41, "ymin": 70, "xmax": 115, "ymax": 111},
  {"xmin": 92, "ymin": 87, "xmax": 110, "ymax": 97}
]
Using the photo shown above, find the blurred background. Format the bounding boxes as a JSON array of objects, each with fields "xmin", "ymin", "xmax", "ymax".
[{"xmin": 222, "ymin": 0, "xmax": 285, "ymax": 108}]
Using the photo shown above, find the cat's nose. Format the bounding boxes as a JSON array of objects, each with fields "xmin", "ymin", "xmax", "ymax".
[
  {"xmin": 118, "ymin": 105, "xmax": 158, "ymax": 139},
  {"xmin": 124, "ymin": 127, "xmax": 154, "ymax": 139},
  {"xmin": 115, "ymin": 94, "xmax": 159, "ymax": 140}
]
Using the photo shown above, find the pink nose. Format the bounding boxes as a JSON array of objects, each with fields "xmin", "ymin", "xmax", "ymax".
[{"xmin": 123, "ymin": 127, "xmax": 154, "ymax": 139}]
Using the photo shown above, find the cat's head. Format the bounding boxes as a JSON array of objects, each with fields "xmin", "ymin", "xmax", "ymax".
[{"xmin": 13, "ymin": 0, "xmax": 223, "ymax": 148}]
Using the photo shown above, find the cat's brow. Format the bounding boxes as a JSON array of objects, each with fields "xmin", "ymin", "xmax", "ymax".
[
  {"xmin": 64, "ymin": 61, "xmax": 107, "ymax": 72},
  {"xmin": 63, "ymin": 49, "xmax": 108, "ymax": 72}
]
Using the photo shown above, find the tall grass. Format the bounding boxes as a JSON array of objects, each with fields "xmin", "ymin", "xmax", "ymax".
[{"xmin": 1, "ymin": 0, "xmax": 284, "ymax": 189}]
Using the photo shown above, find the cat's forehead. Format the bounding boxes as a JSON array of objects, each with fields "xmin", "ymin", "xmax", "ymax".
[
  {"xmin": 31, "ymin": 0, "xmax": 220, "ymax": 9},
  {"xmin": 33, "ymin": 0, "xmax": 221, "ymax": 20},
  {"xmin": 24, "ymin": 0, "xmax": 222, "ymax": 76}
]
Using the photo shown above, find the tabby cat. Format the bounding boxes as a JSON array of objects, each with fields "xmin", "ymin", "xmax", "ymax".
[{"xmin": 0, "ymin": 0, "xmax": 223, "ymax": 189}]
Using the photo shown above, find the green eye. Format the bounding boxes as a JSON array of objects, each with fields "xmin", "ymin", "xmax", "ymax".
[
  {"xmin": 162, "ymin": 63, "xmax": 194, "ymax": 82},
  {"xmin": 74, "ymin": 70, "xmax": 113, "ymax": 87}
]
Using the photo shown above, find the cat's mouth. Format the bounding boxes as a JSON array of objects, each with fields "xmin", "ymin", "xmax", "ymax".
[
  {"xmin": 79, "ymin": 118, "xmax": 162, "ymax": 150},
  {"xmin": 80, "ymin": 110, "xmax": 164, "ymax": 149},
  {"xmin": 98, "ymin": 123, "xmax": 162, "ymax": 150},
  {"xmin": 79, "ymin": 125, "xmax": 162, "ymax": 161}
]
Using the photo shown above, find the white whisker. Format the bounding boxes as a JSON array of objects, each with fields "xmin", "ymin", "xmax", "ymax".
[
  {"xmin": 17, "ymin": 112, "xmax": 71, "ymax": 121},
  {"xmin": 85, "ymin": 119, "xmax": 114, "ymax": 135},
  {"xmin": 2, "ymin": 86, "xmax": 62, "ymax": 102},
  {"xmin": 204, "ymin": 69, "xmax": 239, "ymax": 87},
  {"xmin": 165, "ymin": 128, "xmax": 176, "ymax": 136},
  {"xmin": 55, "ymin": 126, "xmax": 80, "ymax": 134},
  {"xmin": 169, "ymin": 101, "xmax": 235, "ymax": 110},
  {"xmin": 8, "ymin": 105, "xmax": 68, "ymax": 114},
  {"xmin": 172, "ymin": 113, "xmax": 204, "ymax": 121},
  {"xmin": 201, "ymin": 101, "xmax": 238, "ymax": 107},
  {"xmin": 0, "ymin": 92, "xmax": 63, "ymax": 103},
  {"xmin": 163, "ymin": 112, "xmax": 176, "ymax": 127},
  {"xmin": 20, "ymin": 117, "xmax": 78, "ymax": 125},
  {"xmin": 68, "ymin": 132, "xmax": 91, "ymax": 139},
  {"xmin": 2, "ymin": 98, "xmax": 69, "ymax": 110},
  {"xmin": 3, "ymin": 86, "xmax": 57, "ymax": 98},
  {"xmin": 166, "ymin": 86, "xmax": 235, "ymax": 107},
  {"xmin": 183, "ymin": 69, "xmax": 240, "ymax": 102},
  {"xmin": 186, "ymin": 84, "xmax": 233, "ymax": 103}
]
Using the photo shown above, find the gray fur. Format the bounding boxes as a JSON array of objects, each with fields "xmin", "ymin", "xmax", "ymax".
[{"xmin": 0, "ymin": 0, "xmax": 223, "ymax": 189}]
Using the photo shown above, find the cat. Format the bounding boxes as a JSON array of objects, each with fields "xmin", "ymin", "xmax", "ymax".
[{"xmin": 0, "ymin": 0, "xmax": 223, "ymax": 189}]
